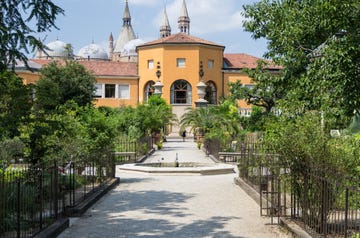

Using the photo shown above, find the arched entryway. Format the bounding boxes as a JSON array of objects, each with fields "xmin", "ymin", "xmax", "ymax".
[
  {"xmin": 205, "ymin": 81, "xmax": 217, "ymax": 105},
  {"xmin": 144, "ymin": 80, "xmax": 155, "ymax": 102},
  {"xmin": 169, "ymin": 80, "xmax": 192, "ymax": 137},
  {"xmin": 170, "ymin": 79, "xmax": 192, "ymax": 105}
]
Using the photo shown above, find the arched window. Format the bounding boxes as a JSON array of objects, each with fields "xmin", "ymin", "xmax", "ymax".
[
  {"xmin": 144, "ymin": 81, "xmax": 155, "ymax": 101},
  {"xmin": 170, "ymin": 80, "xmax": 192, "ymax": 104},
  {"xmin": 205, "ymin": 81, "xmax": 217, "ymax": 104}
]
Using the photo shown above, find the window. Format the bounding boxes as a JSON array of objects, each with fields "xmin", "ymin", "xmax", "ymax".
[
  {"xmin": 170, "ymin": 80, "xmax": 192, "ymax": 104},
  {"xmin": 118, "ymin": 85, "xmax": 130, "ymax": 99},
  {"xmin": 244, "ymin": 84, "xmax": 255, "ymax": 90},
  {"xmin": 176, "ymin": 58, "xmax": 186, "ymax": 68},
  {"xmin": 94, "ymin": 84, "xmax": 103, "ymax": 98},
  {"xmin": 208, "ymin": 60, "xmax": 214, "ymax": 69},
  {"xmin": 105, "ymin": 84, "xmax": 116, "ymax": 98},
  {"xmin": 244, "ymin": 84, "xmax": 254, "ymax": 89},
  {"xmin": 148, "ymin": 60, "xmax": 154, "ymax": 69},
  {"xmin": 239, "ymin": 108, "xmax": 252, "ymax": 117},
  {"xmin": 180, "ymin": 26, "xmax": 187, "ymax": 33}
]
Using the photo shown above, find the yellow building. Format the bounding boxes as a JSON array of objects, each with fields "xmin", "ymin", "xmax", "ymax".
[
  {"xmin": 137, "ymin": 33, "xmax": 224, "ymax": 118},
  {"xmin": 17, "ymin": 0, "xmax": 280, "ymax": 119}
]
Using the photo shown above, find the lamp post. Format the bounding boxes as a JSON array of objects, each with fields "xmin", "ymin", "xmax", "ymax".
[
  {"xmin": 195, "ymin": 61, "xmax": 208, "ymax": 107},
  {"xmin": 153, "ymin": 61, "xmax": 163, "ymax": 96}
]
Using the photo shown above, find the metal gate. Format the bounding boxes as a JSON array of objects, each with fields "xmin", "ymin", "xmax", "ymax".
[{"xmin": 258, "ymin": 153, "xmax": 292, "ymax": 224}]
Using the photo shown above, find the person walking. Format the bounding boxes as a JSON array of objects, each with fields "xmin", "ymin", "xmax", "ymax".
[{"xmin": 182, "ymin": 130, "xmax": 186, "ymax": 142}]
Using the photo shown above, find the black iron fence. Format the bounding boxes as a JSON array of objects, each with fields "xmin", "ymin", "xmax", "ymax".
[
  {"xmin": 292, "ymin": 170, "xmax": 360, "ymax": 238},
  {"xmin": 0, "ymin": 152, "xmax": 115, "ymax": 238},
  {"xmin": 217, "ymin": 140, "xmax": 360, "ymax": 237},
  {"xmin": 114, "ymin": 136, "xmax": 153, "ymax": 164},
  {"xmin": 203, "ymin": 139, "xmax": 221, "ymax": 158}
]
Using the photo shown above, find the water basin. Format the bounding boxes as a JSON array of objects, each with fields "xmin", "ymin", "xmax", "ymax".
[{"xmin": 119, "ymin": 162, "xmax": 236, "ymax": 175}]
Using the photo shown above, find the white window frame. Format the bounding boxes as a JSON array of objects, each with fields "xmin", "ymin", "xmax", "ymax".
[
  {"xmin": 118, "ymin": 84, "xmax": 130, "ymax": 99},
  {"xmin": 176, "ymin": 58, "xmax": 186, "ymax": 68},
  {"xmin": 208, "ymin": 60, "xmax": 214, "ymax": 69},
  {"xmin": 94, "ymin": 83, "xmax": 104, "ymax": 98},
  {"xmin": 243, "ymin": 84, "xmax": 255, "ymax": 90},
  {"xmin": 148, "ymin": 59, "xmax": 154, "ymax": 69},
  {"xmin": 239, "ymin": 108, "xmax": 252, "ymax": 117}
]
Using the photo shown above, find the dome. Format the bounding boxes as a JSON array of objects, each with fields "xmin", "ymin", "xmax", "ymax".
[
  {"xmin": 78, "ymin": 43, "xmax": 108, "ymax": 60},
  {"xmin": 43, "ymin": 40, "xmax": 73, "ymax": 58},
  {"xmin": 121, "ymin": 39, "xmax": 145, "ymax": 56}
]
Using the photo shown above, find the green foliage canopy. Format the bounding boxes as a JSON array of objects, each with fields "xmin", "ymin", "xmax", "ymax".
[
  {"xmin": 243, "ymin": 0, "xmax": 360, "ymax": 123},
  {"xmin": 36, "ymin": 61, "xmax": 96, "ymax": 110},
  {"xmin": 180, "ymin": 99, "xmax": 241, "ymax": 144},
  {"xmin": 264, "ymin": 112, "xmax": 360, "ymax": 180},
  {"xmin": 229, "ymin": 61, "xmax": 283, "ymax": 114},
  {"xmin": 117, "ymin": 96, "xmax": 176, "ymax": 138},
  {"xmin": 0, "ymin": 71, "xmax": 31, "ymax": 138},
  {"xmin": 0, "ymin": 0, "xmax": 64, "ymax": 70}
]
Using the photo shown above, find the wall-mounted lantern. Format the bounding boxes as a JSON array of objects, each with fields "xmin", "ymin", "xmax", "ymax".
[
  {"xmin": 196, "ymin": 61, "xmax": 208, "ymax": 107},
  {"xmin": 153, "ymin": 61, "xmax": 164, "ymax": 96}
]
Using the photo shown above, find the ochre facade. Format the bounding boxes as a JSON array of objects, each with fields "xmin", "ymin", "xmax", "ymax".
[
  {"xmin": 15, "ymin": 0, "xmax": 280, "ymax": 119},
  {"xmin": 138, "ymin": 41, "xmax": 224, "ymax": 107}
]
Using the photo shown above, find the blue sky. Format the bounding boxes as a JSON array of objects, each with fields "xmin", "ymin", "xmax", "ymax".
[{"xmin": 34, "ymin": 0, "xmax": 267, "ymax": 58}]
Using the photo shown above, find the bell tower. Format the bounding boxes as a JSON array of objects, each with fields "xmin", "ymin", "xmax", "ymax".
[
  {"xmin": 178, "ymin": 0, "xmax": 190, "ymax": 34},
  {"xmin": 160, "ymin": 7, "xmax": 171, "ymax": 38},
  {"xmin": 113, "ymin": 0, "xmax": 137, "ymax": 61}
]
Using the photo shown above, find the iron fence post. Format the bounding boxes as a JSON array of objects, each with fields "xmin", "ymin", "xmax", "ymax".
[
  {"xmin": 54, "ymin": 159, "xmax": 59, "ymax": 219},
  {"xmin": 344, "ymin": 188, "xmax": 349, "ymax": 238},
  {"xmin": 303, "ymin": 173, "xmax": 308, "ymax": 231},
  {"xmin": 17, "ymin": 178, "xmax": 20, "ymax": 238},
  {"xmin": 135, "ymin": 140, "xmax": 137, "ymax": 162},
  {"xmin": 39, "ymin": 164, "xmax": 43, "ymax": 230},
  {"xmin": 322, "ymin": 178, "xmax": 328, "ymax": 237}
]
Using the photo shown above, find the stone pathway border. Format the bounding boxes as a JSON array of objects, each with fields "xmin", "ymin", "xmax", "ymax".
[{"xmin": 57, "ymin": 139, "xmax": 292, "ymax": 238}]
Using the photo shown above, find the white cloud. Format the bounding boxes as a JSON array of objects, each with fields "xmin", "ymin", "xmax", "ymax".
[
  {"xmin": 154, "ymin": 0, "xmax": 245, "ymax": 35},
  {"xmin": 130, "ymin": 0, "xmax": 159, "ymax": 6}
]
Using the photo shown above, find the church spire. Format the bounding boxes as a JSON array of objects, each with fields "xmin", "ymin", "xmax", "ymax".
[
  {"xmin": 160, "ymin": 7, "xmax": 171, "ymax": 38},
  {"xmin": 108, "ymin": 33, "xmax": 114, "ymax": 60},
  {"xmin": 113, "ymin": 0, "xmax": 137, "ymax": 59},
  {"xmin": 178, "ymin": 0, "xmax": 190, "ymax": 34},
  {"xmin": 123, "ymin": 0, "xmax": 131, "ymax": 26}
]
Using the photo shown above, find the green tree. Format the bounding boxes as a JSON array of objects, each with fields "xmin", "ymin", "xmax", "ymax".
[
  {"xmin": 20, "ymin": 111, "xmax": 59, "ymax": 163},
  {"xmin": 116, "ymin": 106, "xmax": 138, "ymax": 138},
  {"xmin": 41, "ymin": 101, "xmax": 88, "ymax": 161},
  {"xmin": 0, "ymin": 71, "xmax": 31, "ymax": 138},
  {"xmin": 0, "ymin": 137, "xmax": 25, "ymax": 168},
  {"xmin": 240, "ymin": 106, "xmax": 270, "ymax": 132},
  {"xmin": 180, "ymin": 99, "xmax": 241, "ymax": 147},
  {"xmin": 243, "ymin": 0, "xmax": 360, "ymax": 124},
  {"xmin": 78, "ymin": 106, "xmax": 118, "ymax": 159},
  {"xmin": 36, "ymin": 61, "xmax": 96, "ymax": 110},
  {"xmin": 229, "ymin": 61, "xmax": 283, "ymax": 114},
  {"xmin": 0, "ymin": 0, "xmax": 64, "ymax": 70},
  {"xmin": 117, "ymin": 96, "xmax": 176, "ymax": 138}
]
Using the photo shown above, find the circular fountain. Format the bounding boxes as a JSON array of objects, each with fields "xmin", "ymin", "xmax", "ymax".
[
  {"xmin": 119, "ymin": 162, "xmax": 236, "ymax": 175},
  {"xmin": 118, "ymin": 141, "xmax": 237, "ymax": 175}
]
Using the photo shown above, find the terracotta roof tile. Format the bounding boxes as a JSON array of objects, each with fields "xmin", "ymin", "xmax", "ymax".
[
  {"xmin": 31, "ymin": 59, "xmax": 138, "ymax": 77},
  {"xmin": 138, "ymin": 33, "xmax": 224, "ymax": 48},
  {"xmin": 224, "ymin": 53, "xmax": 282, "ymax": 70}
]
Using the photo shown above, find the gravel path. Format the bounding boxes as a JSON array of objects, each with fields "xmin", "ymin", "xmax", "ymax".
[{"xmin": 58, "ymin": 139, "xmax": 290, "ymax": 238}]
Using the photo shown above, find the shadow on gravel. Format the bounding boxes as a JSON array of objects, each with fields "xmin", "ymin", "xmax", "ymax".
[
  {"xmin": 108, "ymin": 190, "xmax": 194, "ymax": 217},
  {"xmin": 62, "ymin": 188, "xmax": 243, "ymax": 238},
  {"xmin": 108, "ymin": 216, "xmax": 244, "ymax": 238}
]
